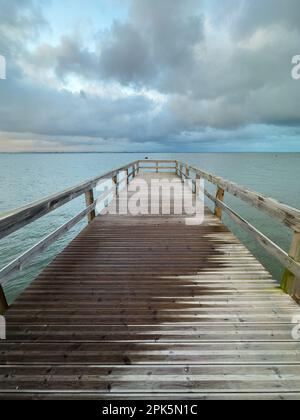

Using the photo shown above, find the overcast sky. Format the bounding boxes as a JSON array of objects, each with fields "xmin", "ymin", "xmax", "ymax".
[{"xmin": 0, "ymin": 0, "xmax": 300, "ymax": 152}]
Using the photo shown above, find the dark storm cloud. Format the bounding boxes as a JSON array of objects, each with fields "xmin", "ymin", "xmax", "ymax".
[
  {"xmin": 99, "ymin": 0, "xmax": 204, "ymax": 88},
  {"xmin": 99, "ymin": 22, "xmax": 153, "ymax": 84}
]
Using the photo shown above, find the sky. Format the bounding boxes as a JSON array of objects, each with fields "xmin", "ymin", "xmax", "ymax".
[{"xmin": 0, "ymin": 0, "xmax": 300, "ymax": 152}]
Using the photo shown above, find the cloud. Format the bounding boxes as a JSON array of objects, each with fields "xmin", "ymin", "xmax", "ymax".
[
  {"xmin": 28, "ymin": 36, "xmax": 100, "ymax": 81},
  {"xmin": 26, "ymin": 0, "xmax": 204, "ymax": 87},
  {"xmin": 232, "ymin": 0, "xmax": 300, "ymax": 37},
  {"xmin": 99, "ymin": 22, "xmax": 153, "ymax": 85},
  {"xmin": 0, "ymin": 0, "xmax": 300, "ymax": 151},
  {"xmin": 0, "ymin": 0, "xmax": 46, "ymax": 54}
]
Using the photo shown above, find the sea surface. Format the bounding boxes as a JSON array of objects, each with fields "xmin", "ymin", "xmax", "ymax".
[{"xmin": 0, "ymin": 152, "xmax": 299, "ymax": 303}]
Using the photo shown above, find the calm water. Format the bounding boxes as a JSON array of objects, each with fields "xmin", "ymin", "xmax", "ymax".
[{"xmin": 0, "ymin": 152, "xmax": 299, "ymax": 303}]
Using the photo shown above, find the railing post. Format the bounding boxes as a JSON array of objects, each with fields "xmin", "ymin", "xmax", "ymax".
[
  {"xmin": 175, "ymin": 161, "xmax": 179, "ymax": 176},
  {"xmin": 137, "ymin": 162, "xmax": 140, "ymax": 175},
  {"xmin": 156, "ymin": 162, "xmax": 159, "ymax": 173},
  {"xmin": 195, "ymin": 174, "xmax": 201, "ymax": 196},
  {"xmin": 0, "ymin": 285, "xmax": 8, "ymax": 315},
  {"xmin": 186, "ymin": 164, "xmax": 190, "ymax": 178},
  {"xmin": 180, "ymin": 164, "xmax": 184, "ymax": 181},
  {"xmin": 133, "ymin": 164, "xmax": 136, "ymax": 178},
  {"xmin": 215, "ymin": 186, "xmax": 225, "ymax": 219},
  {"xmin": 112, "ymin": 174, "xmax": 118, "ymax": 196},
  {"xmin": 126, "ymin": 168, "xmax": 129, "ymax": 185},
  {"xmin": 85, "ymin": 189, "xmax": 96, "ymax": 223},
  {"xmin": 282, "ymin": 232, "xmax": 300, "ymax": 300}
]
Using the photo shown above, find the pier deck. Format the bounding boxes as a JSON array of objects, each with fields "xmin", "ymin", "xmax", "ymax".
[{"xmin": 1, "ymin": 170, "xmax": 300, "ymax": 399}]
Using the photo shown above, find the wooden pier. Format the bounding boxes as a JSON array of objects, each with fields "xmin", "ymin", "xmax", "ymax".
[{"xmin": 0, "ymin": 160, "xmax": 300, "ymax": 399}]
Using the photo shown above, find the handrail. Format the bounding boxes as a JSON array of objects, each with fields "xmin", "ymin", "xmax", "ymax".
[
  {"xmin": 0, "ymin": 201, "xmax": 97, "ymax": 284},
  {"xmin": 205, "ymin": 189, "xmax": 300, "ymax": 279},
  {"xmin": 177, "ymin": 161, "xmax": 300, "ymax": 232},
  {"xmin": 0, "ymin": 161, "xmax": 139, "ymax": 241},
  {"xmin": 176, "ymin": 161, "xmax": 300, "ymax": 301}
]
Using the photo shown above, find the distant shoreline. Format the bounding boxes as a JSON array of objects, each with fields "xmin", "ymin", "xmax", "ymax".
[{"xmin": 0, "ymin": 151, "xmax": 299, "ymax": 155}]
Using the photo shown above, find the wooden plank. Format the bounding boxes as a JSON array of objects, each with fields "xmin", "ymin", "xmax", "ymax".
[
  {"xmin": 5, "ymin": 324, "xmax": 298, "ymax": 342},
  {"xmin": 1, "ymin": 342, "xmax": 300, "ymax": 365},
  {"xmin": 1, "ymin": 365, "xmax": 300, "ymax": 394},
  {"xmin": 0, "ymin": 392, "xmax": 298, "ymax": 400}
]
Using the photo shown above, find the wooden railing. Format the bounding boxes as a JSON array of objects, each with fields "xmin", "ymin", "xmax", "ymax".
[
  {"xmin": 0, "ymin": 159, "xmax": 299, "ymax": 313},
  {"xmin": 0, "ymin": 161, "xmax": 141, "ymax": 313},
  {"xmin": 176, "ymin": 161, "xmax": 300, "ymax": 301}
]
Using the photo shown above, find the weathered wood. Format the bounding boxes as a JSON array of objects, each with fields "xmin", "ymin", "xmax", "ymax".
[
  {"xmin": 186, "ymin": 164, "xmax": 190, "ymax": 178},
  {"xmin": 112, "ymin": 175, "xmax": 118, "ymax": 197},
  {"xmin": 195, "ymin": 174, "xmax": 201, "ymax": 196},
  {"xmin": 138, "ymin": 166, "xmax": 176, "ymax": 171},
  {"xmin": 1, "ymin": 365, "xmax": 300, "ymax": 395},
  {"xmin": 282, "ymin": 232, "xmax": 300, "ymax": 301},
  {"xmin": 0, "ymin": 162, "xmax": 140, "ymax": 241},
  {"xmin": 185, "ymin": 163, "xmax": 300, "ymax": 232},
  {"xmin": 205, "ymin": 189, "xmax": 300, "ymax": 281},
  {"xmin": 5, "ymin": 323, "xmax": 298, "ymax": 342},
  {"xmin": 0, "ymin": 285, "xmax": 8, "ymax": 315},
  {"xmin": 215, "ymin": 187, "xmax": 225, "ymax": 219},
  {"xmin": 85, "ymin": 189, "xmax": 95, "ymax": 223},
  {"xmin": 180, "ymin": 164, "xmax": 184, "ymax": 181},
  {"xmin": 137, "ymin": 160, "xmax": 176, "ymax": 164},
  {"xmin": 0, "ymin": 202, "xmax": 97, "ymax": 286},
  {"xmin": 0, "ymin": 392, "xmax": 298, "ymax": 401}
]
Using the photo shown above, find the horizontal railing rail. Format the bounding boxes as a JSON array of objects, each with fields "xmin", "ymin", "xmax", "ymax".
[
  {"xmin": 176, "ymin": 160, "xmax": 300, "ymax": 301},
  {"xmin": 0, "ymin": 158, "xmax": 299, "ymax": 313},
  {"xmin": 0, "ymin": 161, "xmax": 140, "ymax": 241},
  {"xmin": 184, "ymin": 164, "xmax": 300, "ymax": 232}
]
